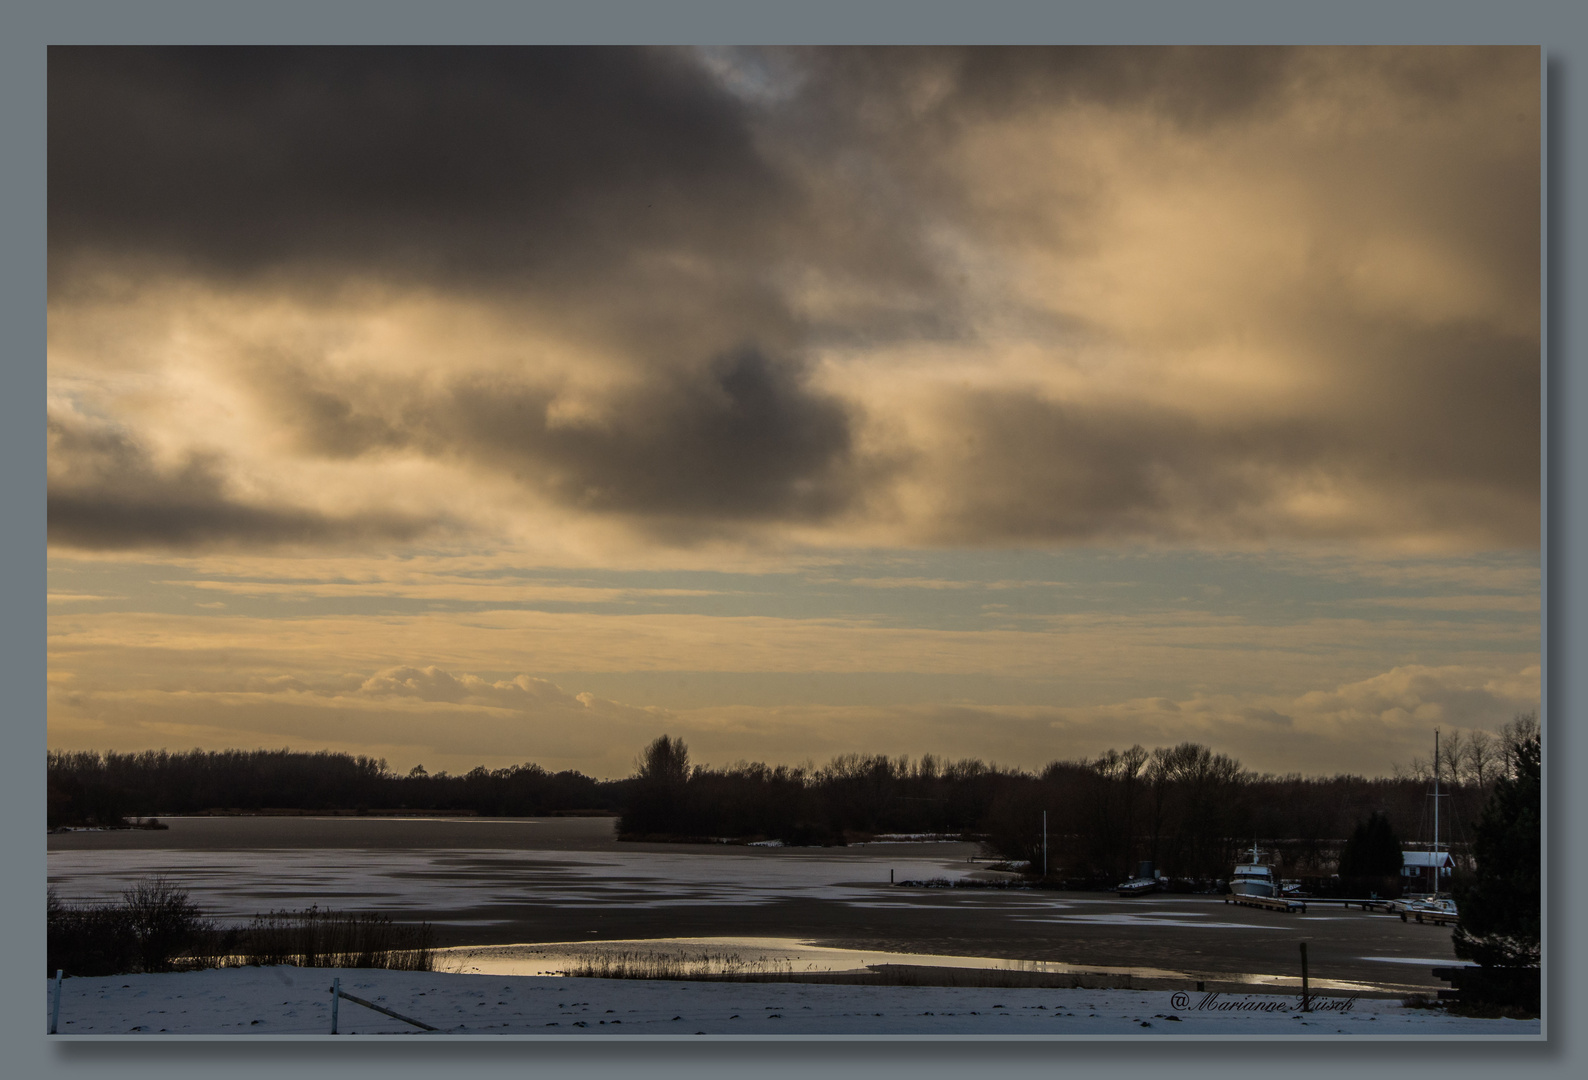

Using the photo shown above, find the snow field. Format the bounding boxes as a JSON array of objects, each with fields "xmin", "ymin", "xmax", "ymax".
[{"xmin": 46, "ymin": 966, "xmax": 1539, "ymax": 1037}]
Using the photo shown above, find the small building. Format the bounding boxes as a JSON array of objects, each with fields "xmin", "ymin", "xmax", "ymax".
[{"xmin": 1402, "ymin": 850, "xmax": 1455, "ymax": 893}]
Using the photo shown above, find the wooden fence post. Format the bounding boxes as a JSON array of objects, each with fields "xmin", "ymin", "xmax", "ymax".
[
  {"xmin": 49, "ymin": 970, "xmax": 63, "ymax": 1034},
  {"xmin": 1300, "ymin": 943, "xmax": 1310, "ymax": 1012},
  {"xmin": 331, "ymin": 977, "xmax": 340, "ymax": 1035}
]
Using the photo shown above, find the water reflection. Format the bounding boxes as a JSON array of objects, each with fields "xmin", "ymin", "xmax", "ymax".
[{"xmin": 436, "ymin": 936, "xmax": 1400, "ymax": 993}]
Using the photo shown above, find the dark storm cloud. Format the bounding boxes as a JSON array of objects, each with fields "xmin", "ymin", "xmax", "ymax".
[
  {"xmin": 777, "ymin": 46, "xmax": 1534, "ymax": 144},
  {"xmin": 782, "ymin": 46, "xmax": 1299, "ymax": 130},
  {"xmin": 1320, "ymin": 316, "xmax": 1540, "ymax": 501},
  {"xmin": 929, "ymin": 326, "xmax": 1539, "ymax": 549},
  {"xmin": 47, "ymin": 414, "xmax": 436, "ymax": 551},
  {"xmin": 48, "ymin": 46, "xmax": 785, "ymax": 288},
  {"xmin": 261, "ymin": 348, "xmax": 863, "ymax": 531},
  {"xmin": 435, "ymin": 349, "xmax": 859, "ymax": 523},
  {"xmin": 47, "ymin": 47, "xmax": 1539, "ymax": 553},
  {"xmin": 48, "ymin": 47, "xmax": 1296, "ymax": 281},
  {"xmin": 47, "ymin": 45, "xmax": 951, "ymax": 370},
  {"xmin": 925, "ymin": 392, "xmax": 1296, "ymax": 545}
]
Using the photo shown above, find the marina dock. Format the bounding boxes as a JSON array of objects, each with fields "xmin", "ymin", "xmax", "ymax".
[
  {"xmin": 1224, "ymin": 893, "xmax": 1307, "ymax": 913},
  {"xmin": 1403, "ymin": 907, "xmax": 1459, "ymax": 926}
]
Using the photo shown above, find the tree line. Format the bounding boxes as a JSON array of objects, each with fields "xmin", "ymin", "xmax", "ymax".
[
  {"xmin": 47, "ymin": 747, "xmax": 622, "ymax": 825},
  {"xmin": 50, "ymin": 713, "xmax": 1537, "ymax": 888},
  {"xmin": 618, "ymin": 716, "xmax": 1536, "ymax": 886}
]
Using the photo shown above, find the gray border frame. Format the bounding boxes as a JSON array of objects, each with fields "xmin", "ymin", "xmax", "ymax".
[{"xmin": 10, "ymin": 2, "xmax": 1580, "ymax": 1077}]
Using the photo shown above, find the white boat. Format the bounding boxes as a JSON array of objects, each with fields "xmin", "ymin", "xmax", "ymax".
[
  {"xmin": 1399, "ymin": 895, "xmax": 1458, "ymax": 916},
  {"xmin": 1116, "ymin": 876, "xmax": 1159, "ymax": 897},
  {"xmin": 1229, "ymin": 842, "xmax": 1277, "ymax": 898}
]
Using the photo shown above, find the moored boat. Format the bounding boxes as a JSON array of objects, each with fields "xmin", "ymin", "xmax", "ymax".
[
  {"xmin": 1116, "ymin": 876, "xmax": 1159, "ymax": 897},
  {"xmin": 1229, "ymin": 842, "xmax": 1277, "ymax": 898},
  {"xmin": 1395, "ymin": 894, "xmax": 1458, "ymax": 916}
]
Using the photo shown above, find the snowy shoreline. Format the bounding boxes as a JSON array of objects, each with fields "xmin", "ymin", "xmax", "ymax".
[{"xmin": 46, "ymin": 966, "xmax": 1539, "ymax": 1038}]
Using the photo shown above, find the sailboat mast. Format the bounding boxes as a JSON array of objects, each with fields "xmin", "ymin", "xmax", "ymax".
[{"xmin": 1433, "ymin": 728, "xmax": 1441, "ymax": 890}]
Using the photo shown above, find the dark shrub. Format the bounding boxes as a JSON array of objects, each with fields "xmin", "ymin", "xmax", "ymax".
[
  {"xmin": 1338, "ymin": 811, "xmax": 1404, "ymax": 898},
  {"xmin": 48, "ymin": 879, "xmax": 210, "ymax": 976},
  {"xmin": 48, "ymin": 882, "xmax": 434, "ymax": 975}
]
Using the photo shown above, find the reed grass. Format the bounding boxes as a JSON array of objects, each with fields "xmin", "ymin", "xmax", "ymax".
[
  {"xmin": 560, "ymin": 949, "xmax": 1137, "ymax": 989},
  {"xmin": 220, "ymin": 906, "xmax": 435, "ymax": 971},
  {"xmin": 566, "ymin": 950, "xmax": 790, "ymax": 980}
]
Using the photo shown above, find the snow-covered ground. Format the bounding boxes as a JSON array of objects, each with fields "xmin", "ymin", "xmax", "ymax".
[{"xmin": 46, "ymin": 966, "xmax": 1539, "ymax": 1037}]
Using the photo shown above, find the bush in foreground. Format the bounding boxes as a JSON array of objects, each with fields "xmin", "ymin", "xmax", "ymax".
[
  {"xmin": 48, "ymin": 879, "xmax": 434, "ymax": 976},
  {"xmin": 48, "ymin": 878, "xmax": 211, "ymax": 977}
]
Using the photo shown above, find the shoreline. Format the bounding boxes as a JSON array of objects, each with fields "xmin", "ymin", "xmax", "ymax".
[{"xmin": 49, "ymin": 815, "xmax": 1477, "ymax": 996}]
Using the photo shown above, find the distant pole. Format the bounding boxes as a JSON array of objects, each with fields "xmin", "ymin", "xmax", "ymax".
[
  {"xmin": 1433, "ymin": 728, "xmax": 1441, "ymax": 894},
  {"xmin": 1299, "ymin": 943, "xmax": 1310, "ymax": 1012},
  {"xmin": 1042, "ymin": 811, "xmax": 1048, "ymax": 878},
  {"xmin": 49, "ymin": 969, "xmax": 62, "ymax": 1034},
  {"xmin": 331, "ymin": 977, "xmax": 340, "ymax": 1035}
]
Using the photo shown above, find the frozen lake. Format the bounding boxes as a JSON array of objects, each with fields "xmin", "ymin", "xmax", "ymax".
[
  {"xmin": 48, "ymin": 816, "xmax": 1466, "ymax": 994},
  {"xmin": 48, "ymin": 815, "xmax": 997, "ymax": 922}
]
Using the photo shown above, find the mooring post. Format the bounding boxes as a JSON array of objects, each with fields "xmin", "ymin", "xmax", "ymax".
[
  {"xmin": 331, "ymin": 977, "xmax": 340, "ymax": 1035},
  {"xmin": 1299, "ymin": 942, "xmax": 1310, "ymax": 1012},
  {"xmin": 49, "ymin": 969, "xmax": 63, "ymax": 1034}
]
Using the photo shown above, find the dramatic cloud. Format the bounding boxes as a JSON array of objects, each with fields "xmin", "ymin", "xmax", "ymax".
[
  {"xmin": 256, "ymin": 348, "xmax": 865, "ymax": 533},
  {"xmin": 910, "ymin": 339, "xmax": 1537, "ymax": 548},
  {"xmin": 48, "ymin": 47, "xmax": 783, "ymax": 286},
  {"xmin": 47, "ymin": 412, "xmax": 437, "ymax": 551},
  {"xmin": 46, "ymin": 47, "xmax": 1540, "ymax": 775},
  {"xmin": 48, "ymin": 46, "xmax": 1537, "ymax": 553}
]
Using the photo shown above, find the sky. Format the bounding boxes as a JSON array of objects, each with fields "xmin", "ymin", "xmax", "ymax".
[{"xmin": 45, "ymin": 46, "xmax": 1541, "ymax": 779}]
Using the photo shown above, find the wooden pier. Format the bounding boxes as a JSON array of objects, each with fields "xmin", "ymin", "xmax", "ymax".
[
  {"xmin": 1224, "ymin": 893, "xmax": 1307, "ymax": 913},
  {"xmin": 1313, "ymin": 899, "xmax": 1458, "ymax": 924}
]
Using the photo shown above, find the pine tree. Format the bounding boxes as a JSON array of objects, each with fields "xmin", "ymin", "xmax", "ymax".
[
  {"xmin": 1453, "ymin": 735, "xmax": 1540, "ymax": 967},
  {"xmin": 1339, "ymin": 811, "xmax": 1401, "ymax": 878},
  {"xmin": 1363, "ymin": 812, "xmax": 1403, "ymax": 875}
]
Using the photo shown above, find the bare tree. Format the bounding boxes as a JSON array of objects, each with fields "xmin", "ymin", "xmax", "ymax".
[
  {"xmin": 1144, "ymin": 747, "xmax": 1176, "ymax": 876},
  {"xmin": 636, "ymin": 734, "xmax": 691, "ymax": 786},
  {"xmin": 1459, "ymin": 730, "xmax": 1501, "ymax": 789},
  {"xmin": 1500, "ymin": 712, "xmax": 1541, "ymax": 776},
  {"xmin": 1440, "ymin": 730, "xmax": 1464, "ymax": 789}
]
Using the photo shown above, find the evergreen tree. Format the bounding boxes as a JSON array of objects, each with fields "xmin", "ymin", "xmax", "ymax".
[
  {"xmin": 1339, "ymin": 811, "xmax": 1401, "ymax": 877},
  {"xmin": 1453, "ymin": 735, "xmax": 1540, "ymax": 967}
]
